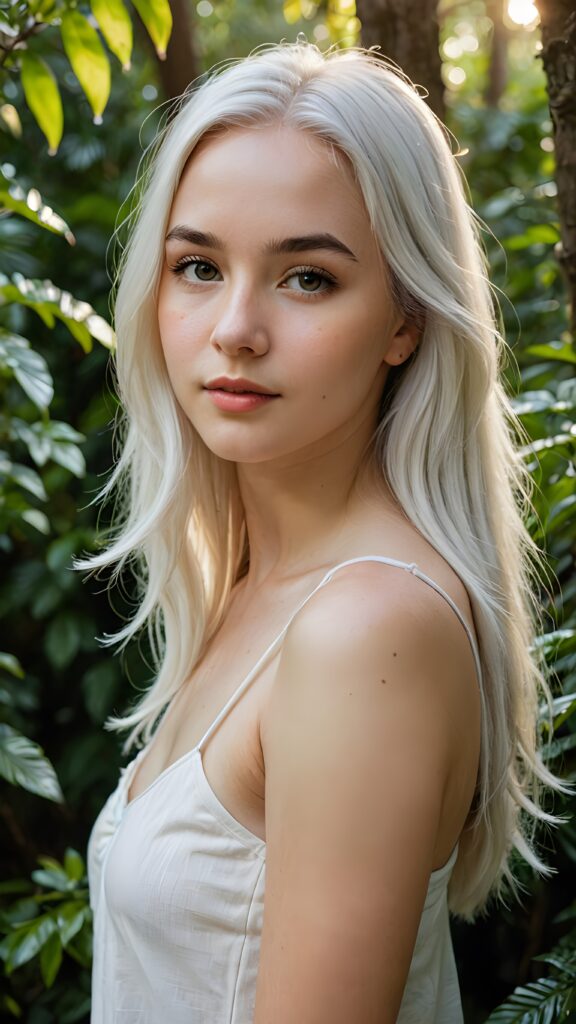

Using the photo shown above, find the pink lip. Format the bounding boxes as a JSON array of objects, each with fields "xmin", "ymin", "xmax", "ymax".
[
  {"xmin": 204, "ymin": 376, "xmax": 279, "ymax": 396},
  {"xmin": 205, "ymin": 389, "xmax": 279, "ymax": 413}
]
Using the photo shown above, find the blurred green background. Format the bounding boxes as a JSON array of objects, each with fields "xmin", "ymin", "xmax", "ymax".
[{"xmin": 1, "ymin": 1, "xmax": 575, "ymax": 1020}]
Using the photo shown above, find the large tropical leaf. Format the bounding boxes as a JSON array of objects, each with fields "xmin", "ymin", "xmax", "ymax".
[
  {"xmin": 0, "ymin": 724, "xmax": 63, "ymax": 803},
  {"xmin": 0, "ymin": 330, "xmax": 54, "ymax": 409},
  {"xmin": 0, "ymin": 273, "xmax": 115, "ymax": 352},
  {"xmin": 0, "ymin": 171, "xmax": 75, "ymax": 243}
]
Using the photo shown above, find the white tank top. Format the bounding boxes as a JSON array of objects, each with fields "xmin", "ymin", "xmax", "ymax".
[{"xmin": 88, "ymin": 556, "xmax": 482, "ymax": 1023}]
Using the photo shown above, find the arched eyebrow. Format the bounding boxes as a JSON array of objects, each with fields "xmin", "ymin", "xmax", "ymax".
[{"xmin": 165, "ymin": 226, "xmax": 358, "ymax": 263}]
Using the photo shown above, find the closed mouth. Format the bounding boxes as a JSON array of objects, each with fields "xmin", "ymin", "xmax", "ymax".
[{"xmin": 204, "ymin": 380, "xmax": 280, "ymax": 396}]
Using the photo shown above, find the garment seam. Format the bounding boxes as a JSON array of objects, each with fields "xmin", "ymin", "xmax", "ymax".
[{"xmin": 228, "ymin": 858, "xmax": 266, "ymax": 1023}]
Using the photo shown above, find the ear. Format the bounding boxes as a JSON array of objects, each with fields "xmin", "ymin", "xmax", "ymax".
[{"xmin": 382, "ymin": 318, "xmax": 421, "ymax": 367}]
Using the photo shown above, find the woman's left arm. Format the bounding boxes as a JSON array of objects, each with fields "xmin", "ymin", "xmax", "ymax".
[{"xmin": 253, "ymin": 570, "xmax": 474, "ymax": 1024}]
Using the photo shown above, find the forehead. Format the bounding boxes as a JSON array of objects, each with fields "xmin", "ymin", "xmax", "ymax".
[{"xmin": 168, "ymin": 125, "xmax": 371, "ymax": 243}]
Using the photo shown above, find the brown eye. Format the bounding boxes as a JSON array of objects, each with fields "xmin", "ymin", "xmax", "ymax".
[
  {"xmin": 185, "ymin": 260, "xmax": 219, "ymax": 281},
  {"xmin": 298, "ymin": 271, "xmax": 323, "ymax": 291},
  {"xmin": 283, "ymin": 266, "xmax": 336, "ymax": 296}
]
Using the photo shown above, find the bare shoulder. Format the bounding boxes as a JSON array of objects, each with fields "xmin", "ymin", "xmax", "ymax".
[
  {"xmin": 261, "ymin": 560, "xmax": 478, "ymax": 800},
  {"xmin": 254, "ymin": 562, "xmax": 480, "ymax": 1024},
  {"xmin": 262, "ymin": 557, "xmax": 478, "ymax": 749}
]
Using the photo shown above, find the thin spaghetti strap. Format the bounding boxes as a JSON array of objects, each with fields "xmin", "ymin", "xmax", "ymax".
[
  {"xmin": 323, "ymin": 556, "xmax": 483, "ymax": 689},
  {"xmin": 195, "ymin": 564, "xmax": 341, "ymax": 753},
  {"xmin": 196, "ymin": 554, "xmax": 482, "ymax": 753},
  {"xmin": 410, "ymin": 564, "xmax": 483, "ymax": 687}
]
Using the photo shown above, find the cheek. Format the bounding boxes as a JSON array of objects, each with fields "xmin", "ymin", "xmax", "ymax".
[
  {"xmin": 157, "ymin": 291, "xmax": 201, "ymax": 369},
  {"xmin": 299, "ymin": 310, "xmax": 384, "ymax": 392}
]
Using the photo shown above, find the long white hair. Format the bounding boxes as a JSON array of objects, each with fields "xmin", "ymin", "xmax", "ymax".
[{"xmin": 75, "ymin": 40, "xmax": 567, "ymax": 920}]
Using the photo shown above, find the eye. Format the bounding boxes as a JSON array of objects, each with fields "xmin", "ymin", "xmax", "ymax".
[
  {"xmin": 282, "ymin": 266, "xmax": 337, "ymax": 296},
  {"xmin": 169, "ymin": 256, "xmax": 221, "ymax": 282}
]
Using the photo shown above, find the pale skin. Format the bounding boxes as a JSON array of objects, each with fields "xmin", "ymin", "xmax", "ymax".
[{"xmin": 143, "ymin": 124, "xmax": 482, "ymax": 1023}]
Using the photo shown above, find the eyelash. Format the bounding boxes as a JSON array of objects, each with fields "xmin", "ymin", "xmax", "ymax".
[{"xmin": 168, "ymin": 255, "xmax": 338, "ymax": 299}]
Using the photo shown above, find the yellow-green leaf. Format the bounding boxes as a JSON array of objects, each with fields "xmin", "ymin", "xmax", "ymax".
[
  {"xmin": 60, "ymin": 10, "xmax": 111, "ymax": 120},
  {"xmin": 283, "ymin": 0, "xmax": 301, "ymax": 24},
  {"xmin": 0, "ymin": 102, "xmax": 22, "ymax": 138},
  {"xmin": 131, "ymin": 0, "xmax": 172, "ymax": 59},
  {"xmin": 20, "ymin": 53, "xmax": 63, "ymax": 154},
  {"xmin": 0, "ymin": 177, "xmax": 75, "ymax": 243},
  {"xmin": 91, "ymin": 0, "xmax": 133, "ymax": 70}
]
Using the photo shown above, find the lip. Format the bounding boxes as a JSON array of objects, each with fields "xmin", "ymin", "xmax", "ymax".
[
  {"xmin": 204, "ymin": 376, "xmax": 280, "ymax": 396},
  {"xmin": 205, "ymin": 390, "xmax": 278, "ymax": 413}
]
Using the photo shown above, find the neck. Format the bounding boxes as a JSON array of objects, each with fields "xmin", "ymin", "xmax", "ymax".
[{"xmin": 236, "ymin": 418, "xmax": 393, "ymax": 589}]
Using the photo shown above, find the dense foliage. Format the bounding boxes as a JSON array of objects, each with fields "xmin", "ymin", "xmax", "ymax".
[{"xmin": 0, "ymin": 2, "xmax": 574, "ymax": 1021}]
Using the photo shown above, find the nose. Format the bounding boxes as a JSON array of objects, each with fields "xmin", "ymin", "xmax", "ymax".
[{"xmin": 209, "ymin": 282, "xmax": 270, "ymax": 358}]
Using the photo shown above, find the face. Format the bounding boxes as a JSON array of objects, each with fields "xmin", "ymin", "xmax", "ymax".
[{"xmin": 157, "ymin": 125, "xmax": 418, "ymax": 467}]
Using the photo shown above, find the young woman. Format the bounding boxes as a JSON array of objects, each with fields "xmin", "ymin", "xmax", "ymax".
[{"xmin": 79, "ymin": 39, "xmax": 564, "ymax": 1024}]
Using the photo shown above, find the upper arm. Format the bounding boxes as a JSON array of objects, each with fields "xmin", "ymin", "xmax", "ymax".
[{"xmin": 254, "ymin": 570, "xmax": 469, "ymax": 1024}]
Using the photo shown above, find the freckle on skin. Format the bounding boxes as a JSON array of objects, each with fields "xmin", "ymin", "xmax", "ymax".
[
  {"xmin": 381, "ymin": 679, "xmax": 387, "ymax": 684},
  {"xmin": 393, "ymin": 652, "xmax": 397, "ymax": 657},
  {"xmin": 321, "ymin": 394, "xmax": 326, "ymax": 399}
]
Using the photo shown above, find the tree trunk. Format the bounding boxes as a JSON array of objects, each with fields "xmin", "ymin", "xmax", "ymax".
[
  {"xmin": 535, "ymin": 1, "xmax": 576, "ymax": 335},
  {"xmin": 136, "ymin": 0, "xmax": 199, "ymax": 100},
  {"xmin": 484, "ymin": 0, "xmax": 508, "ymax": 107},
  {"xmin": 356, "ymin": 0, "xmax": 444, "ymax": 119}
]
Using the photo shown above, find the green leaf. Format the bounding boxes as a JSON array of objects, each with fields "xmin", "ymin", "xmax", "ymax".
[
  {"xmin": 0, "ymin": 171, "xmax": 75, "ymax": 243},
  {"xmin": 64, "ymin": 849, "xmax": 85, "ymax": 883},
  {"xmin": 0, "ymin": 331, "xmax": 54, "ymax": 409},
  {"xmin": 0, "ymin": 101, "xmax": 22, "ymax": 139},
  {"xmin": 31, "ymin": 868, "xmax": 72, "ymax": 892},
  {"xmin": 37, "ymin": 855, "xmax": 69, "ymax": 874},
  {"xmin": 44, "ymin": 613, "xmax": 82, "ymax": 669},
  {"xmin": 542, "ymin": 733, "xmax": 576, "ymax": 762},
  {"xmin": 0, "ymin": 897, "xmax": 38, "ymax": 927},
  {"xmin": 504, "ymin": 223, "xmax": 560, "ymax": 250},
  {"xmin": 91, "ymin": 0, "xmax": 133, "ymax": 68},
  {"xmin": 50, "ymin": 442, "xmax": 85, "ymax": 477},
  {"xmin": 0, "ymin": 724, "xmax": 64, "ymax": 803},
  {"xmin": 547, "ymin": 495, "xmax": 576, "ymax": 532},
  {"xmin": 64, "ymin": 915, "xmax": 93, "ymax": 967},
  {"xmin": 12, "ymin": 420, "xmax": 86, "ymax": 476},
  {"xmin": 0, "ymin": 329, "xmax": 53, "ymax": 405},
  {"xmin": 283, "ymin": 0, "xmax": 302, "ymax": 24},
  {"xmin": 19, "ymin": 52, "xmax": 63, "ymax": 155},
  {"xmin": 0, "ymin": 273, "xmax": 117, "ymax": 353},
  {"xmin": 46, "ymin": 534, "xmax": 80, "ymax": 572},
  {"xmin": 20, "ymin": 508, "xmax": 50, "ymax": 534},
  {"xmin": 524, "ymin": 341, "xmax": 576, "ymax": 365},
  {"xmin": 486, "ymin": 981, "xmax": 569, "ymax": 1021},
  {"xmin": 7, "ymin": 462, "xmax": 48, "ymax": 502},
  {"xmin": 3, "ymin": 914, "xmax": 57, "ymax": 974},
  {"xmin": 132, "ymin": 0, "xmax": 173, "ymax": 58},
  {"xmin": 39, "ymin": 929, "xmax": 62, "ymax": 987},
  {"xmin": 60, "ymin": 10, "xmax": 111, "ymax": 120},
  {"xmin": 0, "ymin": 992, "xmax": 21, "ymax": 1017},
  {"xmin": 540, "ymin": 692, "xmax": 576, "ymax": 722},
  {"xmin": 0, "ymin": 653, "xmax": 25, "ymax": 678},
  {"xmin": 82, "ymin": 661, "xmax": 120, "ymax": 723},
  {"xmin": 56, "ymin": 901, "xmax": 89, "ymax": 946},
  {"xmin": 511, "ymin": 390, "xmax": 555, "ymax": 415}
]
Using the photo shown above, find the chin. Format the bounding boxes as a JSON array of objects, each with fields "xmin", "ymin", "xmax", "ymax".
[{"xmin": 193, "ymin": 429, "xmax": 284, "ymax": 465}]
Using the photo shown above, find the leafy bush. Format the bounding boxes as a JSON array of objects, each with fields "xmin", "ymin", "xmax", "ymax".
[{"xmin": 0, "ymin": 4, "xmax": 574, "ymax": 1021}]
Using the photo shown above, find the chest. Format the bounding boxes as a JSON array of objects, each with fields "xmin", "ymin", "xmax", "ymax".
[{"xmin": 125, "ymin": 585, "xmax": 307, "ymax": 844}]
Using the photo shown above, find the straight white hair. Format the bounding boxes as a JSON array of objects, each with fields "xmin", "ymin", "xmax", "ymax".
[{"xmin": 75, "ymin": 40, "xmax": 568, "ymax": 920}]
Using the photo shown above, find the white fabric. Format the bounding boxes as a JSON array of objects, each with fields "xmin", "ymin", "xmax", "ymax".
[{"xmin": 88, "ymin": 556, "xmax": 481, "ymax": 1022}]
